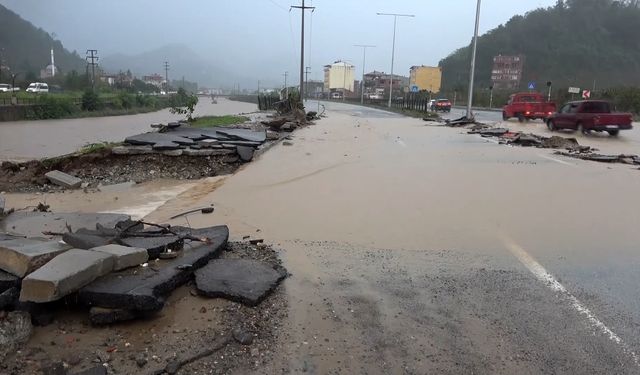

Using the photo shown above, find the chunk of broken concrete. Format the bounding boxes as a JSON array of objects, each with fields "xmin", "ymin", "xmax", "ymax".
[
  {"xmin": 90, "ymin": 244, "xmax": 148, "ymax": 271},
  {"xmin": 112, "ymin": 146, "xmax": 154, "ymax": 155},
  {"xmin": 0, "ymin": 238, "xmax": 72, "ymax": 277},
  {"xmin": 0, "ymin": 212, "xmax": 131, "ymax": 238},
  {"xmin": 20, "ymin": 249, "xmax": 115, "ymax": 303},
  {"xmin": 63, "ymin": 232, "xmax": 111, "ymax": 250},
  {"xmin": 0, "ymin": 311, "xmax": 32, "ymax": 361},
  {"xmin": 78, "ymin": 226, "xmax": 228, "ymax": 313},
  {"xmin": 236, "ymin": 146, "xmax": 255, "ymax": 162},
  {"xmin": 45, "ymin": 170, "xmax": 82, "ymax": 189},
  {"xmin": 195, "ymin": 259, "xmax": 286, "ymax": 306}
]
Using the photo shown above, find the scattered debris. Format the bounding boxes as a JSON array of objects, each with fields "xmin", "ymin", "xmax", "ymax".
[
  {"xmin": 0, "ymin": 311, "xmax": 32, "ymax": 361},
  {"xmin": 195, "ymin": 258, "xmax": 287, "ymax": 306},
  {"xmin": 45, "ymin": 170, "xmax": 83, "ymax": 189},
  {"xmin": 445, "ymin": 115, "xmax": 477, "ymax": 127},
  {"xmin": 555, "ymin": 152, "xmax": 640, "ymax": 165}
]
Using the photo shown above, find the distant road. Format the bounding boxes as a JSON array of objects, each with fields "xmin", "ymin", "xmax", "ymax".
[{"xmin": 0, "ymin": 98, "xmax": 257, "ymax": 161}]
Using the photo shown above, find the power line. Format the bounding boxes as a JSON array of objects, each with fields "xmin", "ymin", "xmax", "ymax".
[
  {"xmin": 266, "ymin": 0, "xmax": 287, "ymax": 11},
  {"xmin": 86, "ymin": 49, "xmax": 98, "ymax": 92},
  {"xmin": 291, "ymin": 0, "xmax": 315, "ymax": 103}
]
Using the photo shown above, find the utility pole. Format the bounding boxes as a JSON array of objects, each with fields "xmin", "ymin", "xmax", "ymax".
[
  {"xmin": 257, "ymin": 80, "xmax": 261, "ymax": 95},
  {"xmin": 354, "ymin": 44, "xmax": 375, "ymax": 104},
  {"xmin": 291, "ymin": 0, "xmax": 315, "ymax": 104},
  {"xmin": 466, "ymin": 0, "xmax": 482, "ymax": 120},
  {"xmin": 0, "ymin": 48, "xmax": 5, "ymax": 83},
  {"xmin": 304, "ymin": 67, "xmax": 311, "ymax": 99},
  {"xmin": 163, "ymin": 61, "xmax": 170, "ymax": 94},
  {"xmin": 283, "ymin": 71, "xmax": 289, "ymax": 98},
  {"xmin": 377, "ymin": 13, "xmax": 414, "ymax": 108},
  {"xmin": 86, "ymin": 50, "xmax": 99, "ymax": 92},
  {"xmin": 489, "ymin": 85, "xmax": 494, "ymax": 109}
]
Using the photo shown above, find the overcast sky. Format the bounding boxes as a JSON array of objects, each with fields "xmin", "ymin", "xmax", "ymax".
[{"xmin": 1, "ymin": 0, "xmax": 556, "ymax": 86}]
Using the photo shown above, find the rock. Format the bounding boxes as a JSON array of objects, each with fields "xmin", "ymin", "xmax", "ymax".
[
  {"xmin": 70, "ymin": 365, "xmax": 107, "ymax": 375},
  {"xmin": 0, "ymin": 238, "xmax": 72, "ymax": 277},
  {"xmin": 0, "ymin": 311, "xmax": 32, "ymax": 361},
  {"xmin": 195, "ymin": 259, "xmax": 287, "ymax": 306},
  {"xmin": 266, "ymin": 131, "xmax": 279, "ymax": 140},
  {"xmin": 0, "ymin": 269, "xmax": 19, "ymax": 293},
  {"xmin": 261, "ymin": 118, "xmax": 287, "ymax": 130},
  {"xmin": 20, "ymin": 249, "xmax": 115, "ymax": 303},
  {"xmin": 281, "ymin": 123, "xmax": 296, "ymax": 132},
  {"xmin": 183, "ymin": 148, "xmax": 216, "ymax": 156},
  {"xmin": 45, "ymin": 170, "xmax": 82, "ymax": 189},
  {"xmin": 111, "ymin": 146, "xmax": 153, "ymax": 155},
  {"xmin": 158, "ymin": 251, "xmax": 179, "ymax": 260},
  {"xmin": 232, "ymin": 327, "xmax": 254, "ymax": 345},
  {"xmin": 78, "ymin": 226, "xmax": 228, "ymax": 313},
  {"xmin": 0, "ymin": 212, "xmax": 131, "ymax": 239},
  {"xmin": 41, "ymin": 361, "xmax": 66, "ymax": 375},
  {"xmin": 237, "ymin": 146, "xmax": 255, "ymax": 162},
  {"xmin": 0, "ymin": 287, "xmax": 18, "ymax": 310},
  {"xmin": 90, "ymin": 244, "xmax": 148, "ymax": 271},
  {"xmin": 282, "ymin": 141, "xmax": 294, "ymax": 146},
  {"xmin": 135, "ymin": 354, "xmax": 148, "ymax": 368},
  {"xmin": 160, "ymin": 149, "xmax": 183, "ymax": 156},
  {"xmin": 89, "ymin": 307, "xmax": 142, "ymax": 325}
]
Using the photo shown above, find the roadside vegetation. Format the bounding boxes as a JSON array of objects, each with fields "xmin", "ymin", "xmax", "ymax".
[{"xmin": 189, "ymin": 115, "xmax": 249, "ymax": 128}]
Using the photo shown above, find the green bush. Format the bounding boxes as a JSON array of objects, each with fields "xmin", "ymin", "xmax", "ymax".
[
  {"xmin": 26, "ymin": 95, "xmax": 77, "ymax": 119},
  {"xmin": 81, "ymin": 90, "xmax": 103, "ymax": 111}
]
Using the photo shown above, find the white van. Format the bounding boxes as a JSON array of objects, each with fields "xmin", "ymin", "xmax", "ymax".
[{"xmin": 26, "ymin": 82, "xmax": 49, "ymax": 93}]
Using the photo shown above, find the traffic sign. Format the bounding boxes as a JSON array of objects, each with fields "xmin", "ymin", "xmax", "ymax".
[
  {"xmin": 410, "ymin": 85, "xmax": 419, "ymax": 93},
  {"xmin": 568, "ymin": 87, "xmax": 581, "ymax": 94},
  {"xmin": 528, "ymin": 82, "xmax": 536, "ymax": 90},
  {"xmin": 582, "ymin": 90, "xmax": 591, "ymax": 99}
]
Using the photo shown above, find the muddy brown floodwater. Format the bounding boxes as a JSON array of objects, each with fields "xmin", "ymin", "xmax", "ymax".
[
  {"xmin": 4, "ymin": 101, "xmax": 640, "ymax": 374},
  {"xmin": 0, "ymin": 98, "xmax": 257, "ymax": 161}
]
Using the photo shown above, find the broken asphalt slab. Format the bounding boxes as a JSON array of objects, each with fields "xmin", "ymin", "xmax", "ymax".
[
  {"xmin": 45, "ymin": 170, "xmax": 82, "ymax": 189},
  {"xmin": 0, "ymin": 238, "xmax": 72, "ymax": 277},
  {"xmin": 236, "ymin": 146, "xmax": 255, "ymax": 162},
  {"xmin": 20, "ymin": 249, "xmax": 115, "ymax": 303},
  {"xmin": 195, "ymin": 258, "xmax": 287, "ymax": 306},
  {"xmin": 78, "ymin": 225, "xmax": 228, "ymax": 312},
  {"xmin": 0, "ymin": 212, "xmax": 131, "ymax": 238},
  {"xmin": 124, "ymin": 132, "xmax": 195, "ymax": 147}
]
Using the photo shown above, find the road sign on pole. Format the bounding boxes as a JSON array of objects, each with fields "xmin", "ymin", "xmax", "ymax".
[
  {"xmin": 410, "ymin": 85, "xmax": 419, "ymax": 93},
  {"xmin": 528, "ymin": 82, "xmax": 536, "ymax": 90},
  {"xmin": 568, "ymin": 87, "xmax": 581, "ymax": 94},
  {"xmin": 582, "ymin": 90, "xmax": 591, "ymax": 99}
]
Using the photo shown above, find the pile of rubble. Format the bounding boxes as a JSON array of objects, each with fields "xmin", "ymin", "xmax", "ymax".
[{"xmin": 0, "ymin": 210, "xmax": 287, "ymax": 368}]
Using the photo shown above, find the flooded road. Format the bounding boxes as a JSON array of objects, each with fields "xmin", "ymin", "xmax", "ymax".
[
  {"xmin": 148, "ymin": 101, "xmax": 640, "ymax": 373},
  {"xmin": 0, "ymin": 98, "xmax": 257, "ymax": 161},
  {"xmin": 4, "ymin": 100, "xmax": 640, "ymax": 373}
]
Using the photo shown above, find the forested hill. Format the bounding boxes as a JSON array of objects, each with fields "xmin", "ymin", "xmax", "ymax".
[
  {"xmin": 439, "ymin": 0, "xmax": 640, "ymax": 91},
  {"xmin": 0, "ymin": 4, "xmax": 85, "ymax": 78}
]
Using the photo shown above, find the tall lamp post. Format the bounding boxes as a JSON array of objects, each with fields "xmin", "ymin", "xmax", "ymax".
[
  {"xmin": 466, "ymin": 0, "xmax": 482, "ymax": 120},
  {"xmin": 376, "ymin": 12, "xmax": 414, "ymax": 108},
  {"xmin": 354, "ymin": 44, "xmax": 375, "ymax": 105}
]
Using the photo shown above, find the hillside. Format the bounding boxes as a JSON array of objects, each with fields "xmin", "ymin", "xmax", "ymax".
[
  {"xmin": 439, "ymin": 0, "xmax": 640, "ymax": 91},
  {"xmin": 0, "ymin": 4, "xmax": 85, "ymax": 78},
  {"xmin": 101, "ymin": 44, "xmax": 244, "ymax": 88}
]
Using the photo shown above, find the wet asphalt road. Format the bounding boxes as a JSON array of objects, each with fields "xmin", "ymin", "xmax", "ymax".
[{"xmin": 178, "ymin": 100, "xmax": 640, "ymax": 374}]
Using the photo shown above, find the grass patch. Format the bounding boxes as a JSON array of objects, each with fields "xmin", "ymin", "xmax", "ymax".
[
  {"xmin": 78, "ymin": 142, "xmax": 120, "ymax": 155},
  {"xmin": 190, "ymin": 115, "xmax": 249, "ymax": 128}
]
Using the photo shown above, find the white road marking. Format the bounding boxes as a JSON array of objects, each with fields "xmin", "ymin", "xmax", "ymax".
[
  {"xmin": 502, "ymin": 235, "xmax": 640, "ymax": 367},
  {"xmin": 538, "ymin": 154, "xmax": 576, "ymax": 167}
]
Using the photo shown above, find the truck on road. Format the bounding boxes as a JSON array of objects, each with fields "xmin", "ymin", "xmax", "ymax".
[
  {"xmin": 502, "ymin": 92, "xmax": 556, "ymax": 122},
  {"xmin": 546, "ymin": 100, "xmax": 633, "ymax": 136}
]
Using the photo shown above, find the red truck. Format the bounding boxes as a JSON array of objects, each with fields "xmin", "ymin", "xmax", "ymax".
[
  {"xmin": 502, "ymin": 92, "xmax": 556, "ymax": 122},
  {"xmin": 546, "ymin": 100, "xmax": 633, "ymax": 136}
]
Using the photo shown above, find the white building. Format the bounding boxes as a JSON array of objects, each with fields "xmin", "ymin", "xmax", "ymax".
[{"xmin": 323, "ymin": 61, "xmax": 355, "ymax": 94}]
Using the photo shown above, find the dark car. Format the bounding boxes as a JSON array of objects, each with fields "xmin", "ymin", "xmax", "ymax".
[
  {"xmin": 547, "ymin": 100, "xmax": 633, "ymax": 136},
  {"xmin": 432, "ymin": 99, "xmax": 452, "ymax": 112}
]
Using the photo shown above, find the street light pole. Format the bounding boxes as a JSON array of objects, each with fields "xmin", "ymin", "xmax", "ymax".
[
  {"xmin": 354, "ymin": 44, "xmax": 375, "ymax": 105},
  {"xmin": 466, "ymin": 0, "xmax": 482, "ymax": 120},
  {"xmin": 377, "ymin": 13, "xmax": 414, "ymax": 108}
]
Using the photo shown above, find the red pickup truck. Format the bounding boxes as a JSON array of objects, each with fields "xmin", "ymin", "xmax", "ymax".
[
  {"xmin": 546, "ymin": 100, "xmax": 633, "ymax": 136},
  {"xmin": 502, "ymin": 92, "xmax": 556, "ymax": 122}
]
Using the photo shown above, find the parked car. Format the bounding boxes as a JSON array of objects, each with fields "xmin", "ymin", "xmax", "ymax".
[
  {"xmin": 546, "ymin": 100, "xmax": 633, "ymax": 136},
  {"xmin": 502, "ymin": 92, "xmax": 556, "ymax": 122},
  {"xmin": 25, "ymin": 82, "xmax": 49, "ymax": 93},
  {"xmin": 0, "ymin": 84, "xmax": 12, "ymax": 92},
  {"xmin": 433, "ymin": 99, "xmax": 452, "ymax": 112}
]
